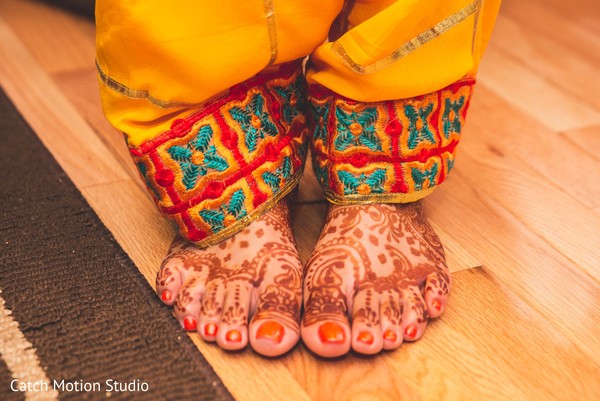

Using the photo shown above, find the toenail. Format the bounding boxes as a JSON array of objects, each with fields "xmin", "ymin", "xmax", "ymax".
[
  {"xmin": 405, "ymin": 325, "xmax": 417, "ymax": 339},
  {"xmin": 357, "ymin": 331, "xmax": 374, "ymax": 345},
  {"xmin": 183, "ymin": 317, "xmax": 197, "ymax": 331},
  {"xmin": 204, "ymin": 323, "xmax": 218, "ymax": 337},
  {"xmin": 431, "ymin": 299, "xmax": 442, "ymax": 311},
  {"xmin": 318, "ymin": 322, "xmax": 346, "ymax": 344},
  {"xmin": 226, "ymin": 330, "xmax": 242, "ymax": 343},
  {"xmin": 256, "ymin": 321, "xmax": 285, "ymax": 343},
  {"xmin": 383, "ymin": 329, "xmax": 397, "ymax": 342},
  {"xmin": 161, "ymin": 290, "xmax": 172, "ymax": 302}
]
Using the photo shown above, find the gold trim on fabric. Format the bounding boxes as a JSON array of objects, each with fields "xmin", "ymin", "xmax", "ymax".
[
  {"xmin": 332, "ymin": 0, "xmax": 482, "ymax": 74},
  {"xmin": 471, "ymin": 0, "xmax": 482, "ymax": 53},
  {"xmin": 193, "ymin": 170, "xmax": 302, "ymax": 248},
  {"xmin": 263, "ymin": 0, "xmax": 279, "ymax": 66},
  {"xmin": 323, "ymin": 186, "xmax": 436, "ymax": 205},
  {"xmin": 95, "ymin": 60, "xmax": 198, "ymax": 108}
]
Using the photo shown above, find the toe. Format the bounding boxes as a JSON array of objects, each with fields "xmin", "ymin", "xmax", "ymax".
[
  {"xmin": 301, "ymin": 243, "xmax": 355, "ymax": 358},
  {"xmin": 198, "ymin": 282, "xmax": 225, "ymax": 342},
  {"xmin": 249, "ymin": 264, "xmax": 302, "ymax": 357},
  {"xmin": 301, "ymin": 288, "xmax": 351, "ymax": 358},
  {"xmin": 216, "ymin": 280, "xmax": 253, "ymax": 351},
  {"xmin": 402, "ymin": 286, "xmax": 429, "ymax": 342},
  {"xmin": 173, "ymin": 276, "xmax": 205, "ymax": 331},
  {"xmin": 424, "ymin": 271, "xmax": 451, "ymax": 318},
  {"xmin": 350, "ymin": 287, "xmax": 383, "ymax": 355},
  {"xmin": 156, "ymin": 259, "xmax": 184, "ymax": 307},
  {"xmin": 156, "ymin": 237, "xmax": 200, "ymax": 306},
  {"xmin": 379, "ymin": 290, "xmax": 403, "ymax": 350}
]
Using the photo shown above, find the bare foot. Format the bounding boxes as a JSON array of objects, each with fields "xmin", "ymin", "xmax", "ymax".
[
  {"xmin": 301, "ymin": 201, "xmax": 450, "ymax": 357},
  {"xmin": 155, "ymin": 200, "xmax": 302, "ymax": 357}
]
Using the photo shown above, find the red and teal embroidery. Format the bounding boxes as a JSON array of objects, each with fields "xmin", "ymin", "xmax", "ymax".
[
  {"xmin": 167, "ymin": 125, "xmax": 229, "ymax": 190},
  {"xmin": 262, "ymin": 157, "xmax": 292, "ymax": 191},
  {"xmin": 338, "ymin": 169, "xmax": 387, "ymax": 195},
  {"xmin": 229, "ymin": 94, "xmax": 278, "ymax": 153},
  {"xmin": 310, "ymin": 103, "xmax": 330, "ymax": 143},
  {"xmin": 405, "ymin": 103, "xmax": 435, "ymax": 149},
  {"xmin": 411, "ymin": 163, "xmax": 439, "ymax": 191},
  {"xmin": 442, "ymin": 97, "xmax": 465, "ymax": 138},
  {"xmin": 128, "ymin": 61, "xmax": 307, "ymax": 248},
  {"xmin": 199, "ymin": 190, "xmax": 247, "ymax": 233},
  {"xmin": 334, "ymin": 107, "xmax": 382, "ymax": 152},
  {"xmin": 309, "ymin": 78, "xmax": 475, "ymax": 203},
  {"xmin": 273, "ymin": 75, "xmax": 306, "ymax": 125}
]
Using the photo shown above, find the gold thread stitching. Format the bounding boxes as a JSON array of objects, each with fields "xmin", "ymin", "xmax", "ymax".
[
  {"xmin": 323, "ymin": 186, "xmax": 436, "ymax": 205},
  {"xmin": 332, "ymin": 0, "xmax": 482, "ymax": 75},
  {"xmin": 263, "ymin": 0, "xmax": 279, "ymax": 66},
  {"xmin": 192, "ymin": 170, "xmax": 303, "ymax": 248},
  {"xmin": 96, "ymin": 60, "xmax": 199, "ymax": 108}
]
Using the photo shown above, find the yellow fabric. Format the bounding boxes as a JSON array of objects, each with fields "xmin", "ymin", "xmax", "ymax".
[
  {"xmin": 307, "ymin": 0, "xmax": 501, "ymax": 101},
  {"xmin": 96, "ymin": 0, "xmax": 500, "ymax": 146}
]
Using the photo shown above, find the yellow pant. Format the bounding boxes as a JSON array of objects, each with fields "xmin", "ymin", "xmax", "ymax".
[{"xmin": 96, "ymin": 0, "xmax": 501, "ymax": 247}]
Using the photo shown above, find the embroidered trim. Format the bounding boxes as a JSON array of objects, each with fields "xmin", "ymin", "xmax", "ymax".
[
  {"xmin": 131, "ymin": 61, "xmax": 307, "ymax": 247},
  {"xmin": 331, "ymin": 0, "xmax": 482, "ymax": 74},
  {"xmin": 95, "ymin": 60, "xmax": 199, "ymax": 109},
  {"xmin": 309, "ymin": 78, "xmax": 475, "ymax": 205},
  {"xmin": 324, "ymin": 187, "xmax": 436, "ymax": 205}
]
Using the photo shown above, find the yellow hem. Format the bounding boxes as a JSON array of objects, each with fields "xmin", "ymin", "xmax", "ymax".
[
  {"xmin": 323, "ymin": 186, "xmax": 436, "ymax": 205},
  {"xmin": 191, "ymin": 170, "xmax": 302, "ymax": 248}
]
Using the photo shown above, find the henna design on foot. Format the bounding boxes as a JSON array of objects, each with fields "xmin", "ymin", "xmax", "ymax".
[
  {"xmin": 301, "ymin": 201, "xmax": 451, "ymax": 357},
  {"xmin": 155, "ymin": 199, "xmax": 303, "ymax": 357}
]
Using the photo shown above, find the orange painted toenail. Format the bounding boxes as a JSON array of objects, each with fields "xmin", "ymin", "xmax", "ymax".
[
  {"xmin": 226, "ymin": 330, "xmax": 242, "ymax": 343},
  {"xmin": 383, "ymin": 329, "xmax": 397, "ymax": 342},
  {"xmin": 256, "ymin": 321, "xmax": 285, "ymax": 343},
  {"xmin": 183, "ymin": 317, "xmax": 197, "ymax": 331},
  {"xmin": 318, "ymin": 322, "xmax": 346, "ymax": 344},
  {"xmin": 204, "ymin": 323, "xmax": 218, "ymax": 337},
  {"xmin": 405, "ymin": 325, "xmax": 417, "ymax": 338},
  {"xmin": 431, "ymin": 299, "xmax": 442, "ymax": 311},
  {"xmin": 161, "ymin": 290, "xmax": 172, "ymax": 302},
  {"xmin": 357, "ymin": 331, "xmax": 374, "ymax": 345}
]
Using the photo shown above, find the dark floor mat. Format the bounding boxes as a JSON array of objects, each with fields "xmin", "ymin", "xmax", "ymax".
[{"xmin": 0, "ymin": 87, "xmax": 234, "ymax": 401}]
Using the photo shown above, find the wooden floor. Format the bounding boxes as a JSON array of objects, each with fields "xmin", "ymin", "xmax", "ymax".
[{"xmin": 1, "ymin": 0, "xmax": 599, "ymax": 399}]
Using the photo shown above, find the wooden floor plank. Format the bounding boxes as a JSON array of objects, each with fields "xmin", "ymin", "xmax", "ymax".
[
  {"xmin": 281, "ymin": 268, "xmax": 600, "ymax": 401},
  {"xmin": 560, "ymin": 125, "xmax": 600, "ymax": 163},
  {"xmin": 488, "ymin": 11, "xmax": 600, "ymax": 111},
  {"xmin": 52, "ymin": 68, "xmax": 142, "ymax": 183},
  {"xmin": 533, "ymin": 0, "xmax": 600, "ymax": 38},
  {"xmin": 501, "ymin": 0, "xmax": 600, "ymax": 68},
  {"xmin": 467, "ymin": 85, "xmax": 600, "ymax": 210},
  {"xmin": 0, "ymin": 15, "xmax": 128, "ymax": 188},
  {"xmin": 0, "ymin": 0, "xmax": 96, "ymax": 74},
  {"xmin": 456, "ymin": 97, "xmax": 600, "ymax": 282},
  {"xmin": 426, "ymin": 177, "xmax": 600, "ymax": 363},
  {"xmin": 477, "ymin": 47, "xmax": 600, "ymax": 132}
]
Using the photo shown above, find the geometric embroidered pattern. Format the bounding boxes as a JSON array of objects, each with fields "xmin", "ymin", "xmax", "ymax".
[
  {"xmin": 129, "ymin": 61, "xmax": 307, "ymax": 248},
  {"xmin": 309, "ymin": 78, "xmax": 475, "ymax": 204}
]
